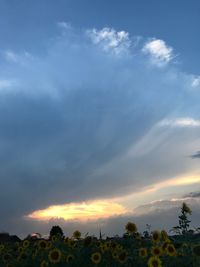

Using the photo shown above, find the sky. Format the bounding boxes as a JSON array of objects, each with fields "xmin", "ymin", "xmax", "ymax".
[{"xmin": 0, "ymin": 0, "xmax": 200, "ymax": 238}]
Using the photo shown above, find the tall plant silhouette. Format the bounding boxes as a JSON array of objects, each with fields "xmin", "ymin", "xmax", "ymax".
[
  {"xmin": 179, "ymin": 202, "xmax": 192, "ymax": 234},
  {"xmin": 171, "ymin": 202, "xmax": 192, "ymax": 235}
]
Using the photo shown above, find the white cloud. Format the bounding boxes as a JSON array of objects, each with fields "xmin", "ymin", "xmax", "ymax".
[
  {"xmin": 142, "ymin": 39, "xmax": 173, "ymax": 66},
  {"xmin": 158, "ymin": 117, "xmax": 200, "ymax": 127},
  {"xmin": 191, "ymin": 76, "xmax": 200, "ymax": 88},
  {"xmin": 86, "ymin": 27, "xmax": 131, "ymax": 55}
]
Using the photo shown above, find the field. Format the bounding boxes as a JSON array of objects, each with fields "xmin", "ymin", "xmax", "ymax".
[{"xmin": 0, "ymin": 225, "xmax": 200, "ymax": 267}]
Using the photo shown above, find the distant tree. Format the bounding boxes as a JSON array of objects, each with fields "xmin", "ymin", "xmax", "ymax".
[{"xmin": 49, "ymin": 225, "xmax": 64, "ymax": 239}]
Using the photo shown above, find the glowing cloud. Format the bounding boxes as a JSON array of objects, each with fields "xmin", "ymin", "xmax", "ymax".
[
  {"xmin": 140, "ymin": 174, "xmax": 200, "ymax": 194},
  {"xmin": 26, "ymin": 200, "xmax": 128, "ymax": 221},
  {"xmin": 119, "ymin": 173, "xmax": 200, "ymax": 209}
]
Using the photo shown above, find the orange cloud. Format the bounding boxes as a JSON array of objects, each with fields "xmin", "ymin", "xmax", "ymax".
[
  {"xmin": 146, "ymin": 174, "xmax": 200, "ymax": 193},
  {"xmin": 118, "ymin": 173, "xmax": 200, "ymax": 208},
  {"xmin": 26, "ymin": 173, "xmax": 200, "ymax": 222},
  {"xmin": 26, "ymin": 200, "xmax": 127, "ymax": 222}
]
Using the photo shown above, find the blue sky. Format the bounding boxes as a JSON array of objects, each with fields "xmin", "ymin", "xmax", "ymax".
[
  {"xmin": 1, "ymin": 0, "xmax": 200, "ymax": 73},
  {"xmin": 0, "ymin": 0, "xmax": 200, "ymax": 238}
]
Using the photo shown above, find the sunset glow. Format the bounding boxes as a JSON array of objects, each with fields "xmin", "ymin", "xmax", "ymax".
[
  {"xmin": 27, "ymin": 174, "xmax": 200, "ymax": 222},
  {"xmin": 27, "ymin": 200, "xmax": 128, "ymax": 221},
  {"xmin": 146, "ymin": 174, "xmax": 200, "ymax": 192}
]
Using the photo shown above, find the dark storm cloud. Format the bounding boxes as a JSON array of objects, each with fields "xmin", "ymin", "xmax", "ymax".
[
  {"xmin": 0, "ymin": 26, "xmax": 200, "ymax": 236},
  {"xmin": 190, "ymin": 151, "xmax": 200, "ymax": 158}
]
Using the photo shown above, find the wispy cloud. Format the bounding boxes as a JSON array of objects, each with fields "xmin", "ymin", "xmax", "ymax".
[
  {"xmin": 142, "ymin": 39, "xmax": 174, "ymax": 66},
  {"xmin": 3, "ymin": 50, "xmax": 33, "ymax": 64},
  {"xmin": 4, "ymin": 50, "xmax": 18, "ymax": 62},
  {"xmin": 158, "ymin": 117, "xmax": 200, "ymax": 127},
  {"xmin": 57, "ymin": 21, "xmax": 71, "ymax": 30}
]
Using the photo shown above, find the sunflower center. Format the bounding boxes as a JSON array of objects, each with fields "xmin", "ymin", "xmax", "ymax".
[{"xmin": 51, "ymin": 251, "xmax": 59, "ymax": 259}]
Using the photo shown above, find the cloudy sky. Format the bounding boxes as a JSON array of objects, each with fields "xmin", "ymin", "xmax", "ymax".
[{"xmin": 0, "ymin": 0, "xmax": 200, "ymax": 238}]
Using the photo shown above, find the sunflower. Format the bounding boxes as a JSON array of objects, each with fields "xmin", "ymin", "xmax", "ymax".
[
  {"xmin": 112, "ymin": 251, "xmax": 118, "ymax": 259},
  {"xmin": 139, "ymin": 247, "xmax": 148, "ymax": 258},
  {"xmin": 166, "ymin": 243, "xmax": 177, "ymax": 257},
  {"xmin": 17, "ymin": 246, "xmax": 24, "ymax": 253},
  {"xmin": 151, "ymin": 246, "xmax": 162, "ymax": 257},
  {"xmin": 23, "ymin": 240, "xmax": 30, "ymax": 248},
  {"xmin": 40, "ymin": 260, "xmax": 49, "ymax": 267},
  {"xmin": 148, "ymin": 256, "xmax": 162, "ymax": 267},
  {"xmin": 100, "ymin": 243, "xmax": 107, "ymax": 253},
  {"xmin": 68, "ymin": 239, "xmax": 76, "ymax": 248},
  {"xmin": 125, "ymin": 222, "xmax": 137, "ymax": 234},
  {"xmin": 66, "ymin": 254, "xmax": 74, "ymax": 262},
  {"xmin": 46, "ymin": 241, "xmax": 52, "ymax": 249},
  {"xmin": 48, "ymin": 248, "xmax": 62, "ymax": 264},
  {"xmin": 161, "ymin": 230, "xmax": 169, "ymax": 242},
  {"xmin": 51, "ymin": 235, "xmax": 57, "ymax": 242},
  {"xmin": 73, "ymin": 230, "xmax": 81, "ymax": 239},
  {"xmin": 152, "ymin": 231, "xmax": 161, "ymax": 243},
  {"xmin": 105, "ymin": 242, "xmax": 111, "ymax": 250},
  {"xmin": 38, "ymin": 240, "xmax": 48, "ymax": 250},
  {"xmin": 91, "ymin": 252, "xmax": 102, "ymax": 264},
  {"xmin": 118, "ymin": 250, "xmax": 128, "ymax": 263},
  {"xmin": 161, "ymin": 240, "xmax": 171, "ymax": 253},
  {"xmin": 192, "ymin": 245, "xmax": 200, "ymax": 257}
]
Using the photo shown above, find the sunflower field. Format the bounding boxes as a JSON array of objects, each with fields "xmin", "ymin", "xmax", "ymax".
[{"xmin": 0, "ymin": 222, "xmax": 200, "ymax": 267}]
